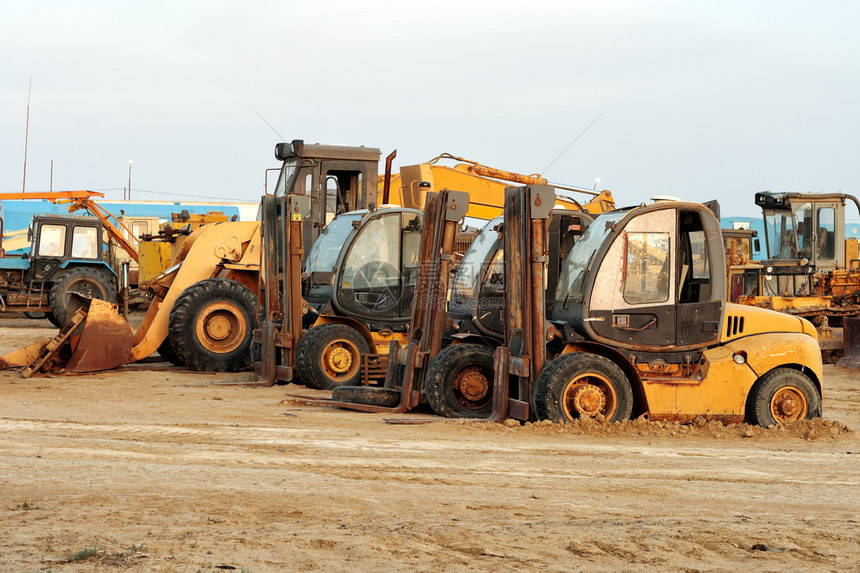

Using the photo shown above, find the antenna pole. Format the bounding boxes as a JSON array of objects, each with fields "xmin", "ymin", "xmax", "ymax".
[{"xmin": 22, "ymin": 78, "xmax": 32, "ymax": 193}]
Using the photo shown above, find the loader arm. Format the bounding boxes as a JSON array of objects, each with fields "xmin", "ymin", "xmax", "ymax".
[
  {"xmin": 61, "ymin": 197, "xmax": 140, "ymax": 262},
  {"xmin": 129, "ymin": 221, "xmax": 260, "ymax": 362}
]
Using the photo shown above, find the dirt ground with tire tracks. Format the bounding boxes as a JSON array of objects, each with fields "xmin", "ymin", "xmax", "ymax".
[{"xmin": 0, "ymin": 314, "xmax": 858, "ymax": 572}]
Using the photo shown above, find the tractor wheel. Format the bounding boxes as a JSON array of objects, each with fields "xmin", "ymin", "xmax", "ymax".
[
  {"xmin": 424, "ymin": 344, "xmax": 495, "ymax": 418},
  {"xmin": 168, "ymin": 278, "xmax": 258, "ymax": 372},
  {"xmin": 157, "ymin": 335, "xmax": 183, "ymax": 366},
  {"xmin": 332, "ymin": 386, "xmax": 401, "ymax": 408},
  {"xmin": 535, "ymin": 353, "xmax": 633, "ymax": 423},
  {"xmin": 24, "ymin": 311, "xmax": 47, "ymax": 320},
  {"xmin": 48, "ymin": 267, "xmax": 116, "ymax": 325},
  {"xmin": 295, "ymin": 324, "xmax": 370, "ymax": 390},
  {"xmin": 746, "ymin": 368, "xmax": 821, "ymax": 427}
]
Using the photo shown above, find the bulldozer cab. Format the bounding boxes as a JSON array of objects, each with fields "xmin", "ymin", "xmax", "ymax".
[
  {"xmin": 303, "ymin": 207, "xmax": 423, "ymax": 327},
  {"xmin": 448, "ymin": 208, "xmax": 592, "ymax": 339},
  {"xmin": 273, "ymin": 139, "xmax": 380, "ymax": 248},
  {"xmin": 756, "ymin": 192, "xmax": 850, "ymax": 271},
  {"xmin": 554, "ymin": 202, "xmax": 726, "ymax": 352}
]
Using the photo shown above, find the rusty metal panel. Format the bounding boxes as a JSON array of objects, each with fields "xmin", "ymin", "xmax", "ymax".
[
  {"xmin": 64, "ymin": 300, "xmax": 133, "ymax": 373},
  {"xmin": 837, "ymin": 317, "xmax": 860, "ymax": 369},
  {"xmin": 138, "ymin": 241, "xmax": 172, "ymax": 284}
]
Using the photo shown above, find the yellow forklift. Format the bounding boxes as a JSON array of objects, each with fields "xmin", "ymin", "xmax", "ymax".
[{"xmin": 492, "ymin": 187, "xmax": 823, "ymax": 426}]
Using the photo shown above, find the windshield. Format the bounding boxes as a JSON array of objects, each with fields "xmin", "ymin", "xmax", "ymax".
[
  {"xmin": 763, "ymin": 210, "xmax": 797, "ymax": 259},
  {"xmin": 556, "ymin": 210, "xmax": 627, "ymax": 305},
  {"xmin": 274, "ymin": 159, "xmax": 298, "ymax": 197},
  {"xmin": 304, "ymin": 213, "xmax": 362, "ymax": 274},
  {"xmin": 452, "ymin": 216, "xmax": 502, "ymax": 299}
]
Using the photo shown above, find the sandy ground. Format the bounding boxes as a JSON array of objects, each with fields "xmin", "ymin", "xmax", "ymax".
[{"xmin": 0, "ymin": 315, "xmax": 858, "ymax": 572}]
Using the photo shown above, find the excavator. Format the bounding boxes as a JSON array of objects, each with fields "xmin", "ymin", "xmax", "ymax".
[{"xmin": 1, "ymin": 139, "xmax": 614, "ymax": 377}]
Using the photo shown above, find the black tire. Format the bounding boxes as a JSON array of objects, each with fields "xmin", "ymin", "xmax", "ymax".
[
  {"xmin": 746, "ymin": 368, "xmax": 821, "ymax": 427},
  {"xmin": 535, "ymin": 353, "xmax": 633, "ymax": 423},
  {"xmin": 46, "ymin": 312, "xmax": 63, "ymax": 328},
  {"xmin": 168, "ymin": 278, "xmax": 258, "ymax": 372},
  {"xmin": 24, "ymin": 311, "xmax": 47, "ymax": 320},
  {"xmin": 294, "ymin": 324, "xmax": 370, "ymax": 390},
  {"xmin": 157, "ymin": 335, "xmax": 183, "ymax": 366},
  {"xmin": 292, "ymin": 329, "xmax": 315, "ymax": 386},
  {"xmin": 424, "ymin": 344, "xmax": 495, "ymax": 418},
  {"xmin": 332, "ymin": 386, "xmax": 401, "ymax": 408},
  {"xmin": 48, "ymin": 266, "xmax": 116, "ymax": 325}
]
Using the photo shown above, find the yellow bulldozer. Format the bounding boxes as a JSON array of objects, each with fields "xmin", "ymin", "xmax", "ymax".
[{"xmin": 726, "ymin": 191, "xmax": 860, "ymax": 364}]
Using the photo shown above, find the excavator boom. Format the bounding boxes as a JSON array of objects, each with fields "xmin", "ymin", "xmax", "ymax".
[{"xmin": 381, "ymin": 153, "xmax": 615, "ymax": 220}]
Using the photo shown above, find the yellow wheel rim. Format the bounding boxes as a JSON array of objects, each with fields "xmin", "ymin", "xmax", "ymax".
[
  {"xmin": 560, "ymin": 373, "xmax": 618, "ymax": 421},
  {"xmin": 321, "ymin": 338, "xmax": 361, "ymax": 382},
  {"xmin": 194, "ymin": 302, "xmax": 247, "ymax": 354},
  {"xmin": 770, "ymin": 386, "xmax": 809, "ymax": 423}
]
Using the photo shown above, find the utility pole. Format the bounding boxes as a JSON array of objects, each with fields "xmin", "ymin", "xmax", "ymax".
[{"xmin": 22, "ymin": 78, "xmax": 32, "ymax": 193}]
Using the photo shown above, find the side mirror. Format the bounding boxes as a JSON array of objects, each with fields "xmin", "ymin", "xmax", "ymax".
[{"xmin": 753, "ymin": 238, "xmax": 761, "ymax": 254}]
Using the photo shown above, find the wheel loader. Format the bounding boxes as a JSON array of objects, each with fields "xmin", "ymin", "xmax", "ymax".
[{"xmin": 489, "ymin": 186, "xmax": 823, "ymax": 427}]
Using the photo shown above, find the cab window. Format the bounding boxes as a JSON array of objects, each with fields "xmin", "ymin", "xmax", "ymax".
[
  {"xmin": 38, "ymin": 224, "xmax": 66, "ymax": 257},
  {"xmin": 341, "ymin": 214, "xmax": 401, "ymax": 289},
  {"xmin": 401, "ymin": 214, "xmax": 421, "ymax": 286},
  {"xmin": 71, "ymin": 227, "xmax": 98, "ymax": 259},
  {"xmin": 623, "ymin": 232, "xmax": 670, "ymax": 304},
  {"xmin": 817, "ymin": 207, "xmax": 836, "ymax": 260}
]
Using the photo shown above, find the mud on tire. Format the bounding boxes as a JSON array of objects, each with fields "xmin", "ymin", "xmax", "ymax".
[
  {"xmin": 746, "ymin": 367, "xmax": 821, "ymax": 427},
  {"xmin": 535, "ymin": 353, "xmax": 633, "ymax": 424},
  {"xmin": 168, "ymin": 278, "xmax": 258, "ymax": 372}
]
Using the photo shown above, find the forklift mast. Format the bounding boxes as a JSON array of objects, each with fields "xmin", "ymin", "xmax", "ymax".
[
  {"xmin": 489, "ymin": 185, "xmax": 555, "ymax": 422},
  {"xmin": 254, "ymin": 194, "xmax": 312, "ymax": 385}
]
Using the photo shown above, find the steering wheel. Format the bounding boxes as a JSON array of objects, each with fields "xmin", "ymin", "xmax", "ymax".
[{"xmin": 355, "ymin": 261, "xmax": 399, "ymax": 287}]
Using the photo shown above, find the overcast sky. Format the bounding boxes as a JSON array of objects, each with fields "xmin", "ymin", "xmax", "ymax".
[{"xmin": 1, "ymin": 1, "xmax": 858, "ymax": 219}]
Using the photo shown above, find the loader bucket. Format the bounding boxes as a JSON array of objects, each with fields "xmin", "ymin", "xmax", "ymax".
[
  {"xmin": 0, "ymin": 340, "xmax": 47, "ymax": 369},
  {"xmin": 63, "ymin": 297, "xmax": 134, "ymax": 373},
  {"xmin": 837, "ymin": 317, "xmax": 860, "ymax": 370}
]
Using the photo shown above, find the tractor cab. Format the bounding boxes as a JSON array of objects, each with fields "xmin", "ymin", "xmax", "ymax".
[
  {"xmin": 554, "ymin": 202, "xmax": 726, "ymax": 352},
  {"xmin": 303, "ymin": 206, "xmax": 423, "ymax": 330},
  {"xmin": 448, "ymin": 208, "xmax": 592, "ymax": 341},
  {"xmin": 25, "ymin": 215, "xmax": 108, "ymax": 281}
]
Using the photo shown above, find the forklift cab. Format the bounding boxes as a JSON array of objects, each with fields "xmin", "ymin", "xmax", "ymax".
[
  {"xmin": 303, "ymin": 207, "xmax": 423, "ymax": 329},
  {"xmin": 554, "ymin": 202, "xmax": 726, "ymax": 352},
  {"xmin": 273, "ymin": 139, "xmax": 380, "ymax": 249},
  {"xmin": 448, "ymin": 208, "xmax": 592, "ymax": 339}
]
